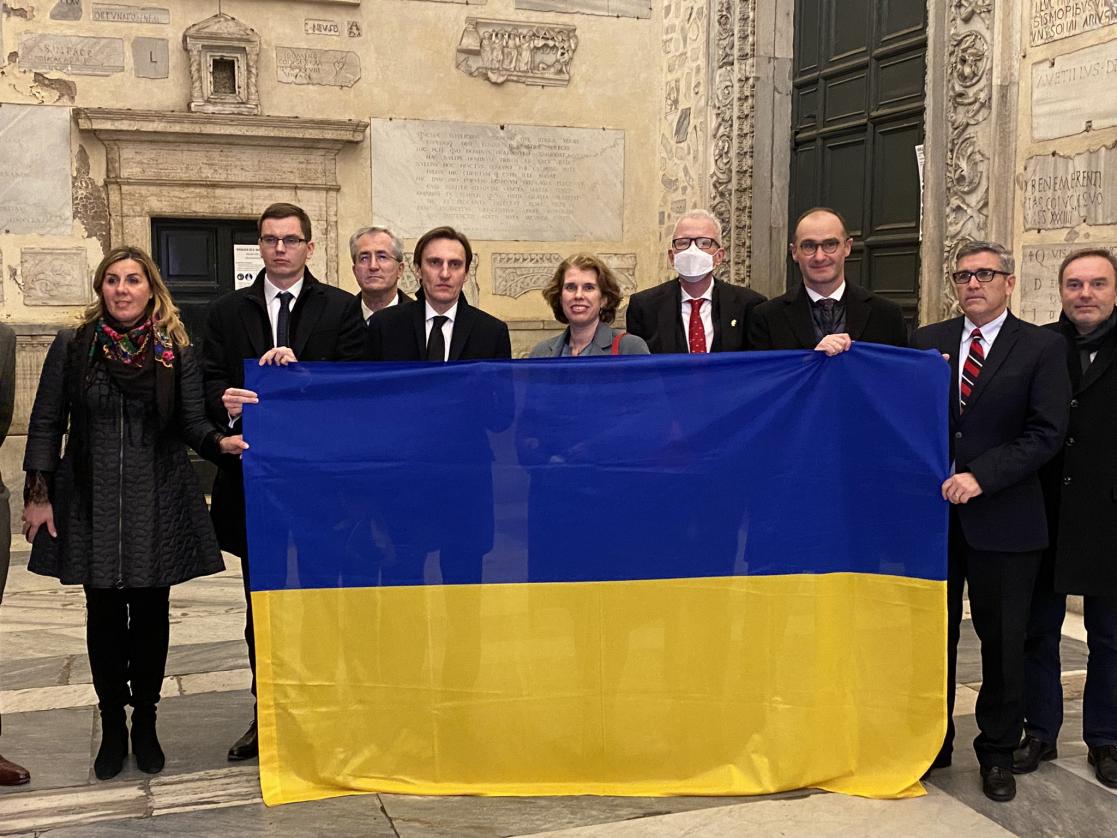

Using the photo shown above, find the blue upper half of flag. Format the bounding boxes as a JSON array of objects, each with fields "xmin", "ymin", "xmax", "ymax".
[{"xmin": 242, "ymin": 345, "xmax": 950, "ymax": 591}]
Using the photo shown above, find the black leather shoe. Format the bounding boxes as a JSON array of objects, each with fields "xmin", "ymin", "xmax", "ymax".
[
  {"xmin": 0, "ymin": 754, "xmax": 30, "ymax": 786},
  {"xmin": 1012, "ymin": 735, "xmax": 1057, "ymax": 774},
  {"xmin": 1088, "ymin": 745, "xmax": 1117, "ymax": 789},
  {"xmin": 227, "ymin": 720, "xmax": 258, "ymax": 761},
  {"xmin": 981, "ymin": 765, "xmax": 1016, "ymax": 802}
]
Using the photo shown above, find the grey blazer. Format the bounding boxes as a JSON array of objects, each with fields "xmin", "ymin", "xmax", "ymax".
[
  {"xmin": 0, "ymin": 323, "xmax": 15, "ymax": 603},
  {"xmin": 529, "ymin": 322, "xmax": 650, "ymax": 358}
]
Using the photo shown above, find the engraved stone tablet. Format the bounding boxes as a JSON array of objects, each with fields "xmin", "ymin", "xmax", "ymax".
[
  {"xmin": 372, "ymin": 118, "xmax": 625, "ymax": 241},
  {"xmin": 516, "ymin": 0, "xmax": 651, "ymax": 19},
  {"xmin": 305, "ymin": 19, "xmax": 340, "ymax": 36},
  {"xmin": 91, "ymin": 4, "xmax": 170, "ymax": 23},
  {"xmin": 276, "ymin": 46, "xmax": 360, "ymax": 88},
  {"xmin": 50, "ymin": 0, "xmax": 83, "ymax": 21},
  {"xmin": 1021, "ymin": 143, "xmax": 1117, "ymax": 229},
  {"xmin": 18, "ymin": 34, "xmax": 125, "ymax": 76},
  {"xmin": 1032, "ymin": 39, "xmax": 1117, "ymax": 140},
  {"xmin": 0, "ymin": 104, "xmax": 73, "ymax": 236},
  {"xmin": 492, "ymin": 252, "xmax": 637, "ymax": 297},
  {"xmin": 21, "ymin": 248, "xmax": 90, "ymax": 306},
  {"xmin": 1018, "ymin": 241, "xmax": 1117, "ymax": 325},
  {"xmin": 1029, "ymin": 0, "xmax": 1117, "ymax": 46},
  {"xmin": 132, "ymin": 37, "xmax": 169, "ymax": 79}
]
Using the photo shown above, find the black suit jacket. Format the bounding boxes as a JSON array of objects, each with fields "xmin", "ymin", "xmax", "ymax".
[
  {"xmin": 748, "ymin": 282, "xmax": 908, "ymax": 349},
  {"xmin": 624, "ymin": 277, "xmax": 766, "ymax": 354},
  {"xmin": 365, "ymin": 297, "xmax": 512, "ymax": 361},
  {"xmin": 1039, "ymin": 319, "xmax": 1117, "ymax": 595},
  {"xmin": 202, "ymin": 268, "xmax": 365, "ymax": 557},
  {"xmin": 912, "ymin": 313, "xmax": 1069, "ymax": 553}
]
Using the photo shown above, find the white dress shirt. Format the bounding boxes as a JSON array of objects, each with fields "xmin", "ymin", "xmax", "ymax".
[
  {"xmin": 680, "ymin": 283, "xmax": 714, "ymax": 352},
  {"xmin": 263, "ymin": 275, "xmax": 304, "ymax": 347},
  {"xmin": 957, "ymin": 308, "xmax": 1008, "ymax": 397},
  {"xmin": 804, "ymin": 281, "xmax": 847, "ymax": 305},
  {"xmin": 424, "ymin": 300, "xmax": 458, "ymax": 362},
  {"xmin": 360, "ymin": 293, "xmax": 400, "ymax": 323}
]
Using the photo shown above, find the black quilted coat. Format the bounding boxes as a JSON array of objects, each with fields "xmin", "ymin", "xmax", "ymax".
[{"xmin": 23, "ymin": 327, "xmax": 225, "ymax": 588}]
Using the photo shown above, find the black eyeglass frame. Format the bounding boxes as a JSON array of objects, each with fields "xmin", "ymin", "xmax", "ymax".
[{"xmin": 951, "ymin": 269, "xmax": 1011, "ymax": 284}]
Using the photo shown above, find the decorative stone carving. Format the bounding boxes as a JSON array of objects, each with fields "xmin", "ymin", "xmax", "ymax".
[
  {"xmin": 276, "ymin": 47, "xmax": 361, "ymax": 88},
  {"xmin": 491, "ymin": 252, "xmax": 638, "ymax": 299},
  {"xmin": 73, "ymin": 145, "xmax": 111, "ymax": 253},
  {"xmin": 943, "ymin": 1, "xmax": 994, "ymax": 318},
  {"xmin": 182, "ymin": 14, "xmax": 261, "ymax": 116},
  {"xmin": 400, "ymin": 253, "xmax": 480, "ymax": 306},
  {"xmin": 456, "ymin": 18, "xmax": 578, "ymax": 87},
  {"xmin": 18, "ymin": 34, "xmax": 125, "ymax": 76},
  {"xmin": 516, "ymin": 0, "xmax": 651, "ymax": 18},
  {"xmin": 21, "ymin": 248, "xmax": 90, "ymax": 306}
]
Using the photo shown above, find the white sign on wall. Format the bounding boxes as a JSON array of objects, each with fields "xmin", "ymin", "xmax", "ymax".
[{"xmin": 234, "ymin": 244, "xmax": 264, "ymax": 290}]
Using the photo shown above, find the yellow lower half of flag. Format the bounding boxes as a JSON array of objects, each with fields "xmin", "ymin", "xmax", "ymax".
[{"xmin": 254, "ymin": 572, "xmax": 945, "ymax": 805}]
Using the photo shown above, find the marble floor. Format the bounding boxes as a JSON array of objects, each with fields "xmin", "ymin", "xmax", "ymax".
[{"xmin": 0, "ymin": 549, "xmax": 1112, "ymax": 837}]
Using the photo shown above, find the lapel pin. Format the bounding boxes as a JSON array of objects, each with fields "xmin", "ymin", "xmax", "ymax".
[{"xmin": 731, "ymin": 319, "xmax": 737, "ymax": 328}]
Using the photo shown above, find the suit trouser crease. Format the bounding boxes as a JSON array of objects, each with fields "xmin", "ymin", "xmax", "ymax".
[
  {"xmin": 944, "ymin": 521, "xmax": 1040, "ymax": 769},
  {"xmin": 1024, "ymin": 590, "xmax": 1117, "ymax": 747},
  {"xmin": 85, "ymin": 586, "xmax": 170, "ymax": 712}
]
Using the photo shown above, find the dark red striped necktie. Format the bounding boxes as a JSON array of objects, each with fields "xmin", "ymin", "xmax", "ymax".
[{"xmin": 960, "ymin": 328, "xmax": 984, "ymax": 412}]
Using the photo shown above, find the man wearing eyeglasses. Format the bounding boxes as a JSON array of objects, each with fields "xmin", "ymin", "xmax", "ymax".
[
  {"xmin": 749, "ymin": 207, "xmax": 908, "ymax": 353},
  {"xmin": 349, "ymin": 225, "xmax": 412, "ymax": 325},
  {"xmin": 202, "ymin": 202, "xmax": 364, "ymax": 763},
  {"xmin": 913, "ymin": 240, "xmax": 1069, "ymax": 803},
  {"xmin": 625, "ymin": 209, "xmax": 765, "ymax": 354}
]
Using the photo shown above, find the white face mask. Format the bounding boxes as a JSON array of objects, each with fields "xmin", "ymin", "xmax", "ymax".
[{"xmin": 673, "ymin": 243, "xmax": 715, "ymax": 281}]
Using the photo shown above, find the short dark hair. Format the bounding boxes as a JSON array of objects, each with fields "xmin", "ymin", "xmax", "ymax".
[
  {"xmin": 413, "ymin": 226, "xmax": 473, "ymax": 270},
  {"xmin": 541, "ymin": 253, "xmax": 624, "ymax": 325},
  {"xmin": 259, "ymin": 202, "xmax": 312, "ymax": 241},
  {"xmin": 792, "ymin": 207, "xmax": 850, "ymax": 241},
  {"xmin": 1058, "ymin": 247, "xmax": 1117, "ymax": 286}
]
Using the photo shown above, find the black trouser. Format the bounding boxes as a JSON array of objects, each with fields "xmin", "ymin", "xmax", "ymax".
[
  {"xmin": 241, "ymin": 557, "xmax": 257, "ymax": 700},
  {"xmin": 85, "ymin": 586, "xmax": 170, "ymax": 712},
  {"xmin": 942, "ymin": 519, "xmax": 1041, "ymax": 769}
]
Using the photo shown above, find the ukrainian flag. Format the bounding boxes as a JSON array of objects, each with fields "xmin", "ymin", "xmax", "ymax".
[{"xmin": 243, "ymin": 345, "xmax": 948, "ymax": 805}]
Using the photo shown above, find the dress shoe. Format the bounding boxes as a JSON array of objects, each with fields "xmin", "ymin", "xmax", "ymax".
[
  {"xmin": 130, "ymin": 705, "xmax": 165, "ymax": 775},
  {"xmin": 0, "ymin": 754, "xmax": 30, "ymax": 786},
  {"xmin": 1088, "ymin": 745, "xmax": 1117, "ymax": 789},
  {"xmin": 980, "ymin": 765, "xmax": 1016, "ymax": 802},
  {"xmin": 227, "ymin": 720, "xmax": 258, "ymax": 761},
  {"xmin": 94, "ymin": 709, "xmax": 129, "ymax": 780},
  {"xmin": 1012, "ymin": 735, "xmax": 1057, "ymax": 774}
]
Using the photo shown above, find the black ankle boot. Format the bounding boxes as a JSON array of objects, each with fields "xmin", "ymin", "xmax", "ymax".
[
  {"xmin": 94, "ymin": 708, "xmax": 128, "ymax": 780},
  {"xmin": 130, "ymin": 704, "xmax": 165, "ymax": 774}
]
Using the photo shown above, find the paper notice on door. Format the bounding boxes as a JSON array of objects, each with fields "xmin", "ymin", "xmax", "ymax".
[
  {"xmin": 234, "ymin": 244, "xmax": 264, "ymax": 290},
  {"xmin": 915, "ymin": 144, "xmax": 925, "ymax": 242}
]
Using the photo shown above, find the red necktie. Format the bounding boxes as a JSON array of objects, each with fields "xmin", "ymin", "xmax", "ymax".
[
  {"xmin": 688, "ymin": 299, "xmax": 707, "ymax": 354},
  {"xmin": 960, "ymin": 328, "xmax": 984, "ymax": 412}
]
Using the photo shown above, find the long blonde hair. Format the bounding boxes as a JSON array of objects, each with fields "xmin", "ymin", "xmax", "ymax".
[{"xmin": 80, "ymin": 247, "xmax": 191, "ymax": 346}]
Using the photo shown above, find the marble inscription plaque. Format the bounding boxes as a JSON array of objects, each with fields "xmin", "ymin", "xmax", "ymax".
[
  {"xmin": 372, "ymin": 118, "xmax": 624, "ymax": 241},
  {"xmin": 400, "ymin": 253, "xmax": 479, "ymax": 306},
  {"xmin": 0, "ymin": 104, "xmax": 73, "ymax": 235},
  {"xmin": 516, "ymin": 0, "xmax": 651, "ymax": 19},
  {"xmin": 1019, "ymin": 241, "xmax": 1117, "ymax": 324},
  {"xmin": 21, "ymin": 248, "xmax": 90, "ymax": 306},
  {"xmin": 19, "ymin": 34, "xmax": 125, "ymax": 76},
  {"xmin": 91, "ymin": 4, "xmax": 169, "ymax": 23},
  {"xmin": 347, "ymin": 21, "xmax": 362, "ymax": 37},
  {"xmin": 1030, "ymin": 0, "xmax": 1117, "ymax": 46},
  {"xmin": 1032, "ymin": 39, "xmax": 1117, "ymax": 140},
  {"xmin": 492, "ymin": 252, "xmax": 637, "ymax": 297},
  {"xmin": 1021, "ymin": 143, "xmax": 1117, "ymax": 228},
  {"xmin": 132, "ymin": 38, "xmax": 169, "ymax": 78},
  {"xmin": 305, "ymin": 19, "xmax": 340, "ymax": 36},
  {"xmin": 276, "ymin": 46, "xmax": 360, "ymax": 87},
  {"xmin": 50, "ymin": 0, "xmax": 83, "ymax": 21}
]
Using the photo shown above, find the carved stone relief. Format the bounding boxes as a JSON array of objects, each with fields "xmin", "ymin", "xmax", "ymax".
[
  {"xmin": 73, "ymin": 144, "xmax": 111, "ymax": 253},
  {"xmin": 456, "ymin": 18, "xmax": 578, "ymax": 87},
  {"xmin": 20, "ymin": 248, "xmax": 90, "ymax": 306},
  {"xmin": 183, "ymin": 13, "xmax": 261, "ymax": 116},
  {"xmin": 943, "ymin": 0, "xmax": 994, "ymax": 318},
  {"xmin": 400, "ymin": 254, "xmax": 479, "ymax": 306},
  {"xmin": 490, "ymin": 252, "xmax": 638, "ymax": 299}
]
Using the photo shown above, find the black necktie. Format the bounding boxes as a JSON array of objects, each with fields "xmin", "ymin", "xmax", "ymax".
[
  {"xmin": 366, "ymin": 314, "xmax": 375, "ymax": 327},
  {"xmin": 814, "ymin": 298, "xmax": 837, "ymax": 336},
  {"xmin": 426, "ymin": 315, "xmax": 449, "ymax": 362},
  {"xmin": 276, "ymin": 291, "xmax": 293, "ymax": 348}
]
